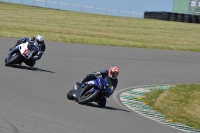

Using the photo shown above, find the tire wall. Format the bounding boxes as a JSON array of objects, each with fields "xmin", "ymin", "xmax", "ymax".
[{"xmin": 144, "ymin": 11, "xmax": 200, "ymax": 24}]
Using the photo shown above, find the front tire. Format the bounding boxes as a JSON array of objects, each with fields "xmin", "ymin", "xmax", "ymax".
[
  {"xmin": 78, "ymin": 89, "xmax": 100, "ymax": 104},
  {"xmin": 67, "ymin": 89, "xmax": 75, "ymax": 100},
  {"xmin": 5, "ymin": 52, "xmax": 21, "ymax": 66}
]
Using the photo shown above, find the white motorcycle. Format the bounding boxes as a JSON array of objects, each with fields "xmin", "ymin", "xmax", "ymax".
[{"xmin": 5, "ymin": 42, "xmax": 38, "ymax": 66}]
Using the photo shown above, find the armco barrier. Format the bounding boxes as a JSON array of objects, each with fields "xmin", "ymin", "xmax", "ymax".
[{"xmin": 144, "ymin": 11, "xmax": 200, "ymax": 24}]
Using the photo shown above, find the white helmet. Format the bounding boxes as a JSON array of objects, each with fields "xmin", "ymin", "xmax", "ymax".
[{"xmin": 35, "ymin": 35, "xmax": 44, "ymax": 46}]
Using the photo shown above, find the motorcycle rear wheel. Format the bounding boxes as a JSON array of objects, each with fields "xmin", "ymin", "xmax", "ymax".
[{"xmin": 5, "ymin": 52, "xmax": 21, "ymax": 66}]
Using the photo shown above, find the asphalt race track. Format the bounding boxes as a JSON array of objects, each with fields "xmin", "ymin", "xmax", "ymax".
[{"xmin": 1, "ymin": 37, "xmax": 200, "ymax": 133}]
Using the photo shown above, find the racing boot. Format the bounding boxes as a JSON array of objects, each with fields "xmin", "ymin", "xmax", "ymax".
[{"xmin": 95, "ymin": 95, "xmax": 106, "ymax": 107}]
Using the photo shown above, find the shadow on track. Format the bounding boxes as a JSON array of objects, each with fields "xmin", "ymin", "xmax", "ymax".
[
  {"xmin": 8, "ymin": 65, "xmax": 55, "ymax": 73},
  {"xmin": 84, "ymin": 102, "xmax": 131, "ymax": 112}
]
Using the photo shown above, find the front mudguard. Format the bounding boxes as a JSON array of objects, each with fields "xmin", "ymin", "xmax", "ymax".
[{"xmin": 67, "ymin": 84, "xmax": 86, "ymax": 101}]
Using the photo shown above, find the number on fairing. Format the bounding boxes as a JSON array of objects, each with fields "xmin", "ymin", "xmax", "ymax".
[
  {"xmin": 19, "ymin": 42, "xmax": 34, "ymax": 59},
  {"xmin": 22, "ymin": 49, "xmax": 32, "ymax": 57}
]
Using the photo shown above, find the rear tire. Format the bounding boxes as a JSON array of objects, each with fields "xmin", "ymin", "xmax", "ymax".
[{"xmin": 5, "ymin": 52, "xmax": 21, "ymax": 66}]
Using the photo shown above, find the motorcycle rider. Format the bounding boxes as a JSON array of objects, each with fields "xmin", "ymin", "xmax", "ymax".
[
  {"xmin": 77, "ymin": 66, "xmax": 119, "ymax": 107},
  {"xmin": 9, "ymin": 35, "xmax": 46, "ymax": 67}
]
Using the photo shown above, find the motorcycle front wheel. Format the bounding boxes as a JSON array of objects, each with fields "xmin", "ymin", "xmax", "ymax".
[
  {"xmin": 5, "ymin": 52, "xmax": 21, "ymax": 66},
  {"xmin": 67, "ymin": 88, "xmax": 75, "ymax": 100},
  {"xmin": 78, "ymin": 89, "xmax": 100, "ymax": 104}
]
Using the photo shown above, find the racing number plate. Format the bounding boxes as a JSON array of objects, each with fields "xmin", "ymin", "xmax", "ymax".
[{"xmin": 22, "ymin": 49, "xmax": 32, "ymax": 58}]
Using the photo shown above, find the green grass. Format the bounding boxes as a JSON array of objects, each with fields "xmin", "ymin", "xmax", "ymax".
[
  {"xmin": 1, "ymin": 2, "xmax": 200, "ymax": 51},
  {"xmin": 144, "ymin": 84, "xmax": 200, "ymax": 130}
]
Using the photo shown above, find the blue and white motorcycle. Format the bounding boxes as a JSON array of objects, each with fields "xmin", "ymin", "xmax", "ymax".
[
  {"xmin": 5, "ymin": 42, "xmax": 38, "ymax": 66},
  {"xmin": 67, "ymin": 77, "xmax": 114, "ymax": 107}
]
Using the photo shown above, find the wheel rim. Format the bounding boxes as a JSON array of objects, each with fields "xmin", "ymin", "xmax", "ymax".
[
  {"xmin": 8, "ymin": 53, "xmax": 17, "ymax": 61},
  {"xmin": 80, "ymin": 91, "xmax": 94, "ymax": 100}
]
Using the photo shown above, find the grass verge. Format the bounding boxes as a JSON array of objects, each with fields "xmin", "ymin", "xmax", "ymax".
[
  {"xmin": 0, "ymin": 2, "xmax": 200, "ymax": 51},
  {"xmin": 144, "ymin": 84, "xmax": 200, "ymax": 130}
]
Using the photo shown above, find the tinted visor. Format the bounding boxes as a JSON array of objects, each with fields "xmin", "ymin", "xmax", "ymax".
[
  {"xmin": 28, "ymin": 43, "xmax": 38, "ymax": 52},
  {"xmin": 36, "ymin": 40, "xmax": 44, "ymax": 45},
  {"xmin": 111, "ymin": 72, "xmax": 118, "ymax": 79}
]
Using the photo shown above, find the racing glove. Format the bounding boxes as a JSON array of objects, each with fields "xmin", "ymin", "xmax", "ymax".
[
  {"xmin": 30, "ymin": 37, "xmax": 35, "ymax": 41},
  {"xmin": 93, "ymin": 71, "xmax": 101, "ymax": 77},
  {"xmin": 21, "ymin": 38, "xmax": 27, "ymax": 43},
  {"xmin": 32, "ymin": 51, "xmax": 43, "ymax": 60}
]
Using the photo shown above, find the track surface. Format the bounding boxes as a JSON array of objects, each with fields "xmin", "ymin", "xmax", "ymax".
[{"xmin": 1, "ymin": 37, "xmax": 200, "ymax": 133}]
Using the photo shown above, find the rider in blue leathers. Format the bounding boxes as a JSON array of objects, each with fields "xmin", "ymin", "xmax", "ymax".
[
  {"xmin": 10, "ymin": 35, "xmax": 46, "ymax": 67},
  {"xmin": 77, "ymin": 66, "xmax": 119, "ymax": 107}
]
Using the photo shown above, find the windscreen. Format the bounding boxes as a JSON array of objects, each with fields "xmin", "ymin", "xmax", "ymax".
[
  {"xmin": 27, "ymin": 42, "xmax": 38, "ymax": 52},
  {"xmin": 98, "ymin": 78, "xmax": 104, "ymax": 90}
]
